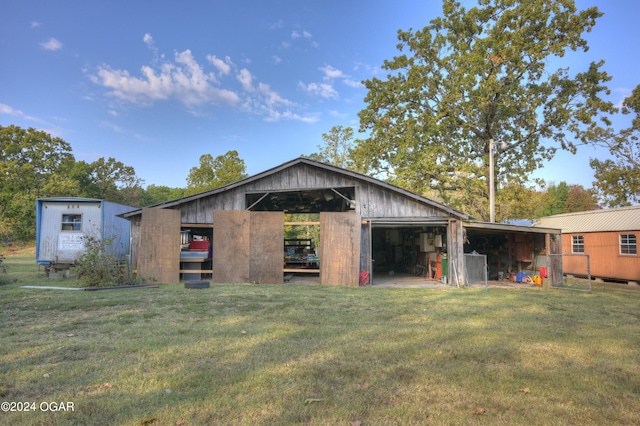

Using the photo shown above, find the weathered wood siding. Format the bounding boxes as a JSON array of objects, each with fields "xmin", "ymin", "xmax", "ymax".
[
  {"xmin": 250, "ymin": 211, "xmax": 284, "ymax": 284},
  {"xmin": 213, "ymin": 211, "xmax": 284, "ymax": 284},
  {"xmin": 176, "ymin": 163, "xmax": 455, "ymax": 224},
  {"xmin": 138, "ymin": 208, "xmax": 180, "ymax": 284},
  {"xmin": 179, "ymin": 187, "xmax": 246, "ymax": 224},
  {"xmin": 213, "ymin": 211, "xmax": 251, "ymax": 283},
  {"xmin": 320, "ymin": 212, "xmax": 361, "ymax": 286},
  {"xmin": 358, "ymin": 182, "xmax": 450, "ymax": 219},
  {"xmin": 562, "ymin": 231, "xmax": 640, "ymax": 281}
]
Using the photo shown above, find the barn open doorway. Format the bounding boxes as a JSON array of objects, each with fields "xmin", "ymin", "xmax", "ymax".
[
  {"xmin": 283, "ymin": 213, "xmax": 320, "ymax": 279},
  {"xmin": 246, "ymin": 188, "xmax": 359, "ymax": 285},
  {"xmin": 369, "ymin": 223, "xmax": 449, "ymax": 285},
  {"xmin": 463, "ymin": 223, "xmax": 549, "ymax": 281}
]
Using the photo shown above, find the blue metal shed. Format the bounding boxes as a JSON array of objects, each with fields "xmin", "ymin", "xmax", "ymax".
[{"xmin": 35, "ymin": 198, "xmax": 136, "ymax": 269}]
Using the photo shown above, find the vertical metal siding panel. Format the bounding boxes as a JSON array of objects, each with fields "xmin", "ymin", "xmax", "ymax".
[
  {"xmin": 103, "ymin": 202, "xmax": 135, "ymax": 261},
  {"xmin": 39, "ymin": 201, "xmax": 61, "ymax": 262},
  {"xmin": 84, "ymin": 203, "xmax": 102, "ymax": 240}
]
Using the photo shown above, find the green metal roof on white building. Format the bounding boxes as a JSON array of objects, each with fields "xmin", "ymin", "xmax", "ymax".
[{"xmin": 533, "ymin": 205, "xmax": 640, "ymax": 233}]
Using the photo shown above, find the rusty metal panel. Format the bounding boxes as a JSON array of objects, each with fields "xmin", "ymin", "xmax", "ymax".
[
  {"xmin": 139, "ymin": 208, "xmax": 180, "ymax": 284},
  {"xmin": 320, "ymin": 212, "xmax": 361, "ymax": 286},
  {"xmin": 250, "ymin": 211, "xmax": 284, "ymax": 284},
  {"xmin": 213, "ymin": 210, "xmax": 250, "ymax": 283}
]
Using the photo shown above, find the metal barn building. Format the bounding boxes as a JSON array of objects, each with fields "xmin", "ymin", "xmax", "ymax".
[
  {"xmin": 121, "ymin": 158, "xmax": 562, "ymax": 286},
  {"xmin": 36, "ymin": 198, "xmax": 136, "ymax": 274}
]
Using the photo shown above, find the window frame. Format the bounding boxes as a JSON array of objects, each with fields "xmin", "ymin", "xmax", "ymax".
[
  {"xmin": 620, "ymin": 233, "xmax": 637, "ymax": 255},
  {"xmin": 571, "ymin": 235, "xmax": 584, "ymax": 253},
  {"xmin": 61, "ymin": 213, "xmax": 82, "ymax": 231}
]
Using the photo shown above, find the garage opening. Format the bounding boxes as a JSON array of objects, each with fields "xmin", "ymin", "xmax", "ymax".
[
  {"xmin": 179, "ymin": 224, "xmax": 213, "ymax": 281},
  {"xmin": 370, "ymin": 223, "xmax": 449, "ymax": 284},
  {"xmin": 464, "ymin": 225, "xmax": 548, "ymax": 281}
]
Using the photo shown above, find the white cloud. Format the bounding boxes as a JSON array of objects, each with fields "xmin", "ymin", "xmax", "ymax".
[
  {"xmin": 31, "ymin": 21, "xmax": 41, "ymax": 28},
  {"xmin": 236, "ymin": 68, "xmax": 254, "ymax": 92},
  {"xmin": 272, "ymin": 55, "xmax": 282, "ymax": 64},
  {"xmin": 292, "ymin": 29, "xmax": 312, "ymax": 39},
  {"xmin": 207, "ymin": 55, "xmax": 233, "ymax": 75},
  {"xmin": 257, "ymin": 82, "xmax": 293, "ymax": 107},
  {"xmin": 269, "ymin": 19, "xmax": 284, "ymax": 30},
  {"xmin": 91, "ymin": 49, "xmax": 239, "ymax": 107},
  {"xmin": 90, "ymin": 39, "xmax": 314, "ymax": 123},
  {"xmin": 298, "ymin": 81, "xmax": 338, "ymax": 99},
  {"xmin": 265, "ymin": 109, "xmax": 319, "ymax": 123},
  {"xmin": 320, "ymin": 65, "xmax": 345, "ymax": 80},
  {"xmin": 40, "ymin": 37, "xmax": 62, "ymax": 51},
  {"xmin": 100, "ymin": 121, "xmax": 124, "ymax": 133},
  {"xmin": 281, "ymin": 41, "xmax": 292, "ymax": 49},
  {"xmin": 343, "ymin": 78, "xmax": 363, "ymax": 88},
  {"xmin": 143, "ymin": 33, "xmax": 154, "ymax": 46},
  {"xmin": 0, "ymin": 103, "xmax": 44, "ymax": 123},
  {"xmin": 329, "ymin": 110, "xmax": 349, "ymax": 118},
  {"xmin": 613, "ymin": 87, "xmax": 633, "ymax": 108}
]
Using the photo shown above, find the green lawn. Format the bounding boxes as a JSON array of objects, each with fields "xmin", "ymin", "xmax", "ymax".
[{"xmin": 1, "ymin": 250, "xmax": 639, "ymax": 425}]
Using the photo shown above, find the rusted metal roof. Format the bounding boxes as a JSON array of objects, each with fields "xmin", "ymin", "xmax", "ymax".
[{"xmin": 533, "ymin": 206, "xmax": 640, "ymax": 233}]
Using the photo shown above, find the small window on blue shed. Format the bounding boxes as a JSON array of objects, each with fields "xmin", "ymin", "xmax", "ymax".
[
  {"xmin": 61, "ymin": 214, "xmax": 82, "ymax": 231},
  {"xmin": 620, "ymin": 234, "xmax": 637, "ymax": 255}
]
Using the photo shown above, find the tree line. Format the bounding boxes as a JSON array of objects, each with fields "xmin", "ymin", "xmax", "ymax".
[
  {"xmin": 0, "ymin": 125, "xmax": 247, "ymax": 242},
  {"xmin": 3, "ymin": 0, "xmax": 639, "ymax": 242},
  {"xmin": 312, "ymin": 0, "xmax": 638, "ymax": 220}
]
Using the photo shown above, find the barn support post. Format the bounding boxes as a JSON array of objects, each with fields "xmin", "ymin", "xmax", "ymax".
[{"xmin": 449, "ymin": 219, "xmax": 465, "ymax": 287}]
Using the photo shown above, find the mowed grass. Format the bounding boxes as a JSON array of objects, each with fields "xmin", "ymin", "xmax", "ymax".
[{"xmin": 1, "ymin": 251, "xmax": 639, "ymax": 425}]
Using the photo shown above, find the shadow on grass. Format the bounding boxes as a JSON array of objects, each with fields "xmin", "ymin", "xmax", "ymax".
[{"xmin": 1, "ymin": 257, "xmax": 640, "ymax": 425}]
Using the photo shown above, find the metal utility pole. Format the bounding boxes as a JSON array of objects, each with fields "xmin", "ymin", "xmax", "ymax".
[{"xmin": 489, "ymin": 138, "xmax": 495, "ymax": 223}]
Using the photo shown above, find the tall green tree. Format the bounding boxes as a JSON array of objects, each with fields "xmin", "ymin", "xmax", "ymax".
[
  {"xmin": 0, "ymin": 125, "xmax": 76, "ymax": 240},
  {"xmin": 73, "ymin": 157, "xmax": 145, "ymax": 206},
  {"xmin": 140, "ymin": 185, "xmax": 186, "ymax": 206},
  {"xmin": 590, "ymin": 84, "xmax": 640, "ymax": 206},
  {"xmin": 308, "ymin": 125, "xmax": 356, "ymax": 169},
  {"xmin": 538, "ymin": 181, "xmax": 572, "ymax": 217},
  {"xmin": 186, "ymin": 150, "xmax": 248, "ymax": 195},
  {"xmin": 353, "ymin": 0, "xmax": 616, "ymax": 220}
]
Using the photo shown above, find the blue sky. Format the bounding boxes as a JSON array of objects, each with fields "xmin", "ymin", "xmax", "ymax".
[{"xmin": 1, "ymin": 1, "xmax": 638, "ymax": 191}]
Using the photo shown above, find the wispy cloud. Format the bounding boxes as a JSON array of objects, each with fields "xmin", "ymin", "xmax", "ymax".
[
  {"xmin": 31, "ymin": 21, "xmax": 41, "ymax": 28},
  {"xmin": 207, "ymin": 55, "xmax": 233, "ymax": 75},
  {"xmin": 298, "ymin": 81, "xmax": 338, "ymax": 99},
  {"xmin": 299, "ymin": 64, "xmax": 363, "ymax": 99},
  {"xmin": 269, "ymin": 19, "xmax": 284, "ymax": 30},
  {"xmin": 319, "ymin": 65, "xmax": 345, "ymax": 80},
  {"xmin": 0, "ymin": 103, "xmax": 45, "ymax": 123},
  {"xmin": 292, "ymin": 30, "xmax": 312, "ymax": 39},
  {"xmin": 89, "ymin": 35, "xmax": 315, "ymax": 123},
  {"xmin": 40, "ymin": 37, "xmax": 63, "ymax": 51},
  {"xmin": 343, "ymin": 78, "xmax": 363, "ymax": 88},
  {"xmin": 613, "ymin": 87, "xmax": 632, "ymax": 108}
]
